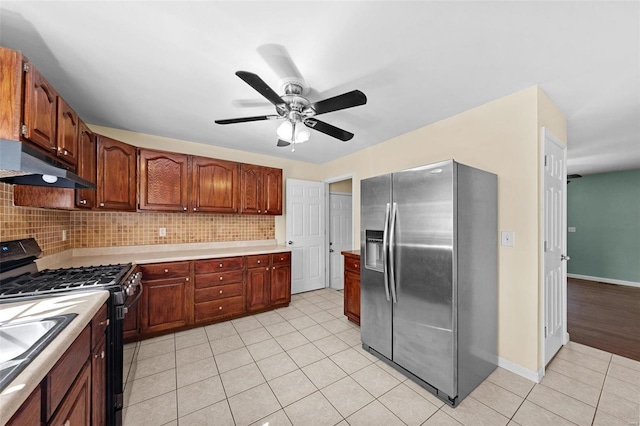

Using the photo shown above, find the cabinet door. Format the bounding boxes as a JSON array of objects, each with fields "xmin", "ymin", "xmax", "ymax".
[
  {"xmin": 138, "ymin": 149, "xmax": 189, "ymax": 211},
  {"xmin": 270, "ymin": 264, "xmax": 291, "ymax": 306},
  {"xmin": 240, "ymin": 164, "xmax": 262, "ymax": 214},
  {"xmin": 344, "ymin": 271, "xmax": 360, "ymax": 324},
  {"xmin": 7, "ymin": 385, "xmax": 41, "ymax": 426},
  {"xmin": 23, "ymin": 64, "xmax": 57, "ymax": 152},
  {"xmin": 48, "ymin": 361, "xmax": 91, "ymax": 426},
  {"xmin": 246, "ymin": 267, "xmax": 270, "ymax": 311},
  {"xmin": 55, "ymin": 97, "xmax": 79, "ymax": 167},
  {"xmin": 96, "ymin": 136, "xmax": 137, "ymax": 211},
  {"xmin": 91, "ymin": 338, "xmax": 106, "ymax": 426},
  {"xmin": 191, "ymin": 157, "xmax": 239, "ymax": 213},
  {"xmin": 140, "ymin": 277, "xmax": 190, "ymax": 334},
  {"xmin": 262, "ymin": 167, "xmax": 283, "ymax": 215},
  {"xmin": 76, "ymin": 120, "xmax": 96, "ymax": 208}
]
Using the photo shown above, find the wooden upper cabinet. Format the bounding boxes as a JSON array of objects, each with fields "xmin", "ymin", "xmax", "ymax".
[
  {"xmin": 23, "ymin": 63, "xmax": 58, "ymax": 152},
  {"xmin": 191, "ymin": 157, "xmax": 239, "ymax": 213},
  {"xmin": 55, "ymin": 97, "xmax": 79, "ymax": 167},
  {"xmin": 138, "ymin": 149, "xmax": 189, "ymax": 211},
  {"xmin": 0, "ymin": 47, "xmax": 23, "ymax": 141},
  {"xmin": 76, "ymin": 121, "xmax": 96, "ymax": 208},
  {"xmin": 263, "ymin": 166, "xmax": 283, "ymax": 215},
  {"xmin": 97, "ymin": 136, "xmax": 137, "ymax": 211},
  {"xmin": 240, "ymin": 164, "xmax": 283, "ymax": 215}
]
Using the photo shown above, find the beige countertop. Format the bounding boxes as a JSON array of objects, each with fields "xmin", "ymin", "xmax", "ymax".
[
  {"xmin": 0, "ymin": 290, "xmax": 110, "ymax": 424},
  {"xmin": 36, "ymin": 240, "xmax": 291, "ymax": 270}
]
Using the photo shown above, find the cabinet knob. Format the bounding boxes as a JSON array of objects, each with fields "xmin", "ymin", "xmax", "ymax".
[
  {"xmin": 219, "ymin": 306, "xmax": 223, "ymax": 310},
  {"xmin": 63, "ymin": 149, "xmax": 68, "ymax": 156},
  {"xmin": 219, "ymin": 290, "xmax": 223, "ymax": 294},
  {"xmin": 164, "ymin": 269, "xmax": 169, "ymax": 273},
  {"xmin": 219, "ymin": 263, "xmax": 223, "ymax": 268},
  {"xmin": 258, "ymin": 210, "xmax": 261, "ymax": 213},
  {"xmin": 94, "ymin": 350, "xmax": 105, "ymax": 359},
  {"xmin": 185, "ymin": 277, "xmax": 189, "ymax": 281},
  {"xmin": 99, "ymin": 202, "xmax": 105, "ymax": 207},
  {"xmin": 219, "ymin": 276, "xmax": 223, "ymax": 281},
  {"xmin": 193, "ymin": 207, "xmax": 197, "ymax": 211},
  {"xmin": 266, "ymin": 267, "xmax": 269, "ymax": 271},
  {"xmin": 79, "ymin": 199, "xmax": 87, "ymax": 205},
  {"xmin": 280, "ymin": 257, "xmax": 284, "ymax": 261},
  {"xmin": 64, "ymin": 420, "xmax": 71, "ymax": 426},
  {"xmin": 100, "ymin": 319, "xmax": 110, "ymax": 326},
  {"xmin": 183, "ymin": 207, "xmax": 187, "ymax": 211},
  {"xmin": 257, "ymin": 260, "xmax": 261, "ymax": 264}
]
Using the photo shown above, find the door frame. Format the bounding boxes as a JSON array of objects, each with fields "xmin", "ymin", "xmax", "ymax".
[
  {"xmin": 323, "ymin": 173, "xmax": 356, "ymax": 288},
  {"xmin": 539, "ymin": 127, "xmax": 569, "ymax": 375}
]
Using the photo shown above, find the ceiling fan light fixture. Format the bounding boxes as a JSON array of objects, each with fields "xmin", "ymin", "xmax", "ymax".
[{"xmin": 277, "ymin": 120, "xmax": 309, "ymax": 143}]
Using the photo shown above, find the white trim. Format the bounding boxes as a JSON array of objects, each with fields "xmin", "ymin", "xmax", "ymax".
[
  {"xmin": 568, "ymin": 273, "xmax": 640, "ymax": 288},
  {"xmin": 498, "ymin": 357, "xmax": 543, "ymax": 383},
  {"xmin": 329, "ymin": 191, "xmax": 352, "ymax": 196}
]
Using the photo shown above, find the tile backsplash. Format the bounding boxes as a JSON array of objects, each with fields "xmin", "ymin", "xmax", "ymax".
[{"xmin": 0, "ymin": 183, "xmax": 275, "ymax": 256}]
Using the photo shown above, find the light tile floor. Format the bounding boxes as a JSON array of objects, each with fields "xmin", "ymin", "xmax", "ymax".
[{"xmin": 122, "ymin": 288, "xmax": 640, "ymax": 426}]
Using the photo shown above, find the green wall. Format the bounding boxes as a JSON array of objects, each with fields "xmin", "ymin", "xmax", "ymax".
[{"xmin": 567, "ymin": 169, "xmax": 640, "ymax": 283}]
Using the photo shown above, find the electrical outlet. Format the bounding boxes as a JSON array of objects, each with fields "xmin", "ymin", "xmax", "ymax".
[
  {"xmin": 568, "ymin": 227, "xmax": 576, "ymax": 233},
  {"xmin": 62, "ymin": 230, "xmax": 67, "ymax": 241},
  {"xmin": 159, "ymin": 228, "xmax": 167, "ymax": 237},
  {"xmin": 501, "ymin": 231, "xmax": 514, "ymax": 247}
]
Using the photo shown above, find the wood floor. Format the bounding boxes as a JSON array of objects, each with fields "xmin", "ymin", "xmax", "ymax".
[{"xmin": 567, "ymin": 277, "xmax": 640, "ymax": 361}]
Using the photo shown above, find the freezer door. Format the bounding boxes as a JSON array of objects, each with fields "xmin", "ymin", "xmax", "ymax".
[
  {"xmin": 391, "ymin": 161, "xmax": 457, "ymax": 398},
  {"xmin": 360, "ymin": 174, "xmax": 393, "ymax": 360}
]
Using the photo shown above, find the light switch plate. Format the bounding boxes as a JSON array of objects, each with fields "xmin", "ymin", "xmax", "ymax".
[
  {"xmin": 568, "ymin": 227, "xmax": 576, "ymax": 233},
  {"xmin": 158, "ymin": 228, "xmax": 167, "ymax": 237},
  {"xmin": 501, "ymin": 231, "xmax": 514, "ymax": 247}
]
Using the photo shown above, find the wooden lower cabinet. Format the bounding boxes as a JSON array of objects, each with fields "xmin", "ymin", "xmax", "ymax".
[
  {"xmin": 342, "ymin": 251, "xmax": 361, "ymax": 325},
  {"xmin": 247, "ymin": 252, "xmax": 291, "ymax": 311},
  {"xmin": 140, "ymin": 277, "xmax": 191, "ymax": 334},
  {"xmin": 7, "ymin": 385, "xmax": 42, "ymax": 426},
  {"xmin": 194, "ymin": 257, "xmax": 245, "ymax": 323},
  {"xmin": 48, "ymin": 361, "xmax": 91, "ymax": 426},
  {"xmin": 91, "ymin": 338, "xmax": 107, "ymax": 426}
]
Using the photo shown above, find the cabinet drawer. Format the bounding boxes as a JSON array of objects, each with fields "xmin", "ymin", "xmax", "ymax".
[
  {"xmin": 46, "ymin": 325, "xmax": 91, "ymax": 420},
  {"xmin": 344, "ymin": 257, "xmax": 360, "ymax": 273},
  {"xmin": 139, "ymin": 261, "xmax": 190, "ymax": 280},
  {"xmin": 195, "ymin": 296, "xmax": 245, "ymax": 322},
  {"xmin": 271, "ymin": 252, "xmax": 290, "ymax": 265},
  {"xmin": 195, "ymin": 270, "xmax": 243, "ymax": 288},
  {"xmin": 247, "ymin": 254, "xmax": 270, "ymax": 269},
  {"xmin": 195, "ymin": 283, "xmax": 243, "ymax": 303},
  {"xmin": 195, "ymin": 256, "xmax": 244, "ymax": 274},
  {"xmin": 91, "ymin": 303, "xmax": 108, "ymax": 350}
]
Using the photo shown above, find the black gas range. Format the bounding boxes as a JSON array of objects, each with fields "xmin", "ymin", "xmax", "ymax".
[{"xmin": 0, "ymin": 238, "xmax": 142, "ymax": 426}]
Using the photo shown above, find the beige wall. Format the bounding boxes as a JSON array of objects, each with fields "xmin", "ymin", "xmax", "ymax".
[
  {"xmin": 329, "ymin": 179, "xmax": 353, "ymax": 194},
  {"xmin": 319, "ymin": 86, "xmax": 566, "ymax": 373}
]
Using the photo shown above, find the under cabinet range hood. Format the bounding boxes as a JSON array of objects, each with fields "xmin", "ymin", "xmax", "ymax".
[{"xmin": 0, "ymin": 139, "xmax": 95, "ymax": 189}]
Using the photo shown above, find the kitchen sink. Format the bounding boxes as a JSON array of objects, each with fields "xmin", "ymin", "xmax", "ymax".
[{"xmin": 0, "ymin": 313, "xmax": 77, "ymax": 391}]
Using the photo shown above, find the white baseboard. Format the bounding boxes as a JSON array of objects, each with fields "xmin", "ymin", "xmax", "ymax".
[
  {"xmin": 497, "ymin": 357, "xmax": 543, "ymax": 383},
  {"xmin": 568, "ymin": 273, "xmax": 640, "ymax": 288}
]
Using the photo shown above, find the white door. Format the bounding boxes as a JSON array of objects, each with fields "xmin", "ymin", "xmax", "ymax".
[
  {"xmin": 286, "ymin": 179, "xmax": 326, "ymax": 294},
  {"xmin": 543, "ymin": 129, "xmax": 568, "ymax": 365},
  {"xmin": 329, "ymin": 193, "xmax": 353, "ymax": 290}
]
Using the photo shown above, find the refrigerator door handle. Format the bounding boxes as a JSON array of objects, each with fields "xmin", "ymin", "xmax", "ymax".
[
  {"xmin": 382, "ymin": 203, "xmax": 391, "ymax": 302},
  {"xmin": 389, "ymin": 202, "xmax": 398, "ymax": 303}
]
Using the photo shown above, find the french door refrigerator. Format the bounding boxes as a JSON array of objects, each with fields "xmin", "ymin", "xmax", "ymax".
[{"xmin": 360, "ymin": 159, "xmax": 498, "ymax": 406}]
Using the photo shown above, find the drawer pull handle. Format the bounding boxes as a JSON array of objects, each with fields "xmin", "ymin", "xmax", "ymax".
[
  {"xmin": 186, "ymin": 277, "xmax": 189, "ymax": 281},
  {"xmin": 94, "ymin": 350, "xmax": 105, "ymax": 359},
  {"xmin": 257, "ymin": 260, "xmax": 261, "ymax": 264},
  {"xmin": 193, "ymin": 207, "xmax": 197, "ymax": 211},
  {"xmin": 99, "ymin": 202, "xmax": 105, "ymax": 207},
  {"xmin": 280, "ymin": 257, "xmax": 284, "ymax": 261},
  {"xmin": 219, "ymin": 306, "xmax": 223, "ymax": 310},
  {"xmin": 219, "ymin": 263, "xmax": 223, "ymax": 268},
  {"xmin": 183, "ymin": 207, "xmax": 187, "ymax": 211},
  {"xmin": 219, "ymin": 290, "xmax": 223, "ymax": 294},
  {"xmin": 100, "ymin": 319, "xmax": 110, "ymax": 327},
  {"xmin": 164, "ymin": 269, "xmax": 169, "ymax": 273},
  {"xmin": 219, "ymin": 276, "xmax": 223, "ymax": 281}
]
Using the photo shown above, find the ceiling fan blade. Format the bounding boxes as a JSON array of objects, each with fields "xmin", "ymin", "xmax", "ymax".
[
  {"xmin": 257, "ymin": 44, "xmax": 305, "ymax": 82},
  {"xmin": 236, "ymin": 71, "xmax": 285, "ymax": 107},
  {"xmin": 215, "ymin": 115, "xmax": 279, "ymax": 125},
  {"xmin": 311, "ymin": 90, "xmax": 367, "ymax": 115},
  {"xmin": 276, "ymin": 139, "xmax": 291, "ymax": 147},
  {"xmin": 304, "ymin": 118, "xmax": 354, "ymax": 141}
]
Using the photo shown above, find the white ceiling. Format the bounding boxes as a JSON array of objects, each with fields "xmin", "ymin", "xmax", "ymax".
[{"xmin": 1, "ymin": 1, "xmax": 638, "ymax": 175}]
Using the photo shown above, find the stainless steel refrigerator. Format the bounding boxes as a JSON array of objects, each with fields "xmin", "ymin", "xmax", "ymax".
[{"xmin": 360, "ymin": 159, "xmax": 497, "ymax": 406}]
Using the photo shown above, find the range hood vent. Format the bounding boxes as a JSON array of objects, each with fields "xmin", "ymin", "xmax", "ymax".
[{"xmin": 0, "ymin": 139, "xmax": 95, "ymax": 189}]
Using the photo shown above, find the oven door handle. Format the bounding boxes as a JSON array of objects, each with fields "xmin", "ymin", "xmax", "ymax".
[{"xmin": 124, "ymin": 281, "xmax": 143, "ymax": 312}]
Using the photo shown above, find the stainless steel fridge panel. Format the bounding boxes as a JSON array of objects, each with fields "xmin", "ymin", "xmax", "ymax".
[
  {"xmin": 390, "ymin": 161, "xmax": 456, "ymax": 397},
  {"xmin": 360, "ymin": 174, "xmax": 393, "ymax": 360}
]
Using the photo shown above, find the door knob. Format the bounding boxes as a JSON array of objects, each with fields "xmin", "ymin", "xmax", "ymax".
[
  {"xmin": 329, "ymin": 249, "xmax": 334, "ymax": 253},
  {"xmin": 288, "ymin": 241, "xmax": 293, "ymax": 245},
  {"xmin": 561, "ymin": 254, "xmax": 571, "ymax": 261}
]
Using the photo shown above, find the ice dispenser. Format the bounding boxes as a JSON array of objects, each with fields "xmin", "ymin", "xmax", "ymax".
[{"xmin": 364, "ymin": 230, "xmax": 384, "ymax": 272}]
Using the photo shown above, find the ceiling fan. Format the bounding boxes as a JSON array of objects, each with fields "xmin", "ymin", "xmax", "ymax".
[{"xmin": 215, "ymin": 45, "xmax": 367, "ymax": 150}]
